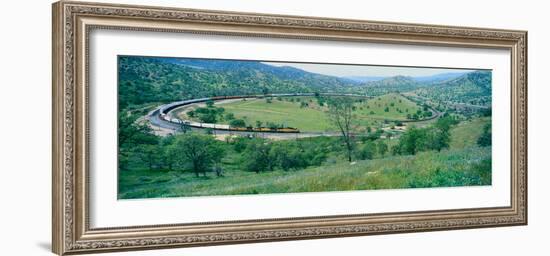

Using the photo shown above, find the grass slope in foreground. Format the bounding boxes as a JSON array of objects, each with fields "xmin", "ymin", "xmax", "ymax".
[
  {"xmin": 118, "ymin": 117, "xmax": 491, "ymax": 199},
  {"xmin": 119, "ymin": 146, "xmax": 490, "ymax": 198}
]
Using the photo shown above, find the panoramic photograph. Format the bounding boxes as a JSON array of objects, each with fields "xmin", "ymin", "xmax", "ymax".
[{"xmin": 117, "ymin": 56, "xmax": 492, "ymax": 199}]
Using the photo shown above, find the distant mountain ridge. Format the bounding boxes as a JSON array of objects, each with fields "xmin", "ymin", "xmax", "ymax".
[
  {"xmin": 343, "ymin": 76, "xmax": 387, "ymax": 83},
  {"xmin": 345, "ymin": 72, "xmax": 468, "ymax": 84},
  {"xmin": 158, "ymin": 58, "xmax": 360, "ymax": 88},
  {"xmin": 437, "ymin": 70, "xmax": 491, "ymax": 90},
  {"xmin": 363, "ymin": 75, "xmax": 418, "ymax": 87},
  {"xmin": 412, "ymin": 72, "xmax": 469, "ymax": 83},
  {"xmin": 118, "ymin": 56, "xmax": 491, "ymax": 109}
]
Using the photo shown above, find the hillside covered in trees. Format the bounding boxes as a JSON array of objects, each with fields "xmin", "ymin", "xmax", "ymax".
[
  {"xmin": 118, "ymin": 56, "xmax": 358, "ymax": 109},
  {"xmin": 413, "ymin": 71, "xmax": 492, "ymax": 106},
  {"xmin": 118, "ymin": 56, "xmax": 492, "ymax": 111}
]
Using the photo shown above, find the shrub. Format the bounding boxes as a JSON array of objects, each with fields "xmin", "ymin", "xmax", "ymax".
[
  {"xmin": 477, "ymin": 123, "xmax": 492, "ymax": 147},
  {"xmin": 224, "ymin": 112, "xmax": 235, "ymax": 121},
  {"xmin": 229, "ymin": 119, "xmax": 246, "ymax": 127},
  {"xmin": 357, "ymin": 141, "xmax": 376, "ymax": 160}
]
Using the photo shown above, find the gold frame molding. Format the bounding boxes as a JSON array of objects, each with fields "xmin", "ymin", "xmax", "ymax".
[{"xmin": 52, "ymin": 1, "xmax": 527, "ymax": 255}]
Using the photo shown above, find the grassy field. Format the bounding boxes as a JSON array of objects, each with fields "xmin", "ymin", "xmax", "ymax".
[
  {"xmin": 211, "ymin": 94, "xmax": 421, "ymax": 132},
  {"xmin": 220, "ymin": 97, "xmax": 333, "ymax": 132},
  {"xmin": 118, "ymin": 117, "xmax": 491, "ymax": 199},
  {"xmin": 450, "ymin": 116, "xmax": 490, "ymax": 149}
]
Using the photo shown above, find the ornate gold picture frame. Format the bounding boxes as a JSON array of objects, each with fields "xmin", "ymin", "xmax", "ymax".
[{"xmin": 52, "ymin": 1, "xmax": 527, "ymax": 255}]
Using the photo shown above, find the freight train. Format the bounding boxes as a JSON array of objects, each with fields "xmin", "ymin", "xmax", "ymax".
[
  {"xmin": 158, "ymin": 92, "xmax": 368, "ymax": 116},
  {"xmin": 157, "ymin": 94, "xmax": 305, "ymax": 133}
]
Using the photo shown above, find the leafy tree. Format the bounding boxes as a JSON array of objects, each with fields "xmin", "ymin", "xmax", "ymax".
[
  {"xmin": 425, "ymin": 128, "xmax": 450, "ymax": 152},
  {"xmin": 118, "ymin": 112, "xmax": 156, "ymax": 148},
  {"xmin": 395, "ymin": 126, "xmax": 426, "ymax": 155},
  {"xmin": 231, "ymin": 136, "xmax": 249, "ymax": 153},
  {"xmin": 173, "ymin": 134, "xmax": 225, "ymax": 177},
  {"xmin": 118, "ymin": 112, "xmax": 158, "ymax": 171},
  {"xmin": 377, "ymin": 140, "xmax": 388, "ymax": 157},
  {"xmin": 136, "ymin": 144, "xmax": 160, "ymax": 170},
  {"xmin": 271, "ymin": 144, "xmax": 305, "ymax": 171},
  {"xmin": 434, "ymin": 115, "xmax": 458, "ymax": 131},
  {"xmin": 195, "ymin": 106, "xmax": 224, "ymax": 123},
  {"xmin": 425, "ymin": 116, "xmax": 455, "ymax": 152},
  {"xmin": 242, "ymin": 138, "xmax": 274, "ymax": 173},
  {"xmin": 195, "ymin": 108, "xmax": 218, "ymax": 123},
  {"xmin": 394, "ymin": 116, "xmax": 458, "ymax": 155},
  {"xmin": 327, "ymin": 97, "xmax": 355, "ymax": 162},
  {"xmin": 161, "ymin": 137, "xmax": 179, "ymax": 171},
  {"xmin": 477, "ymin": 123, "xmax": 492, "ymax": 147},
  {"xmin": 179, "ymin": 121, "xmax": 191, "ymax": 134}
]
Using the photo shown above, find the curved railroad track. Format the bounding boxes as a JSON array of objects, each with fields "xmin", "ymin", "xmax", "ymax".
[{"xmin": 146, "ymin": 93, "xmax": 441, "ymax": 138}]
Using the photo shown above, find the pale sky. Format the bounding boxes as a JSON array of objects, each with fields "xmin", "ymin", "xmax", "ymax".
[{"xmin": 262, "ymin": 61, "xmax": 477, "ymax": 78}]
